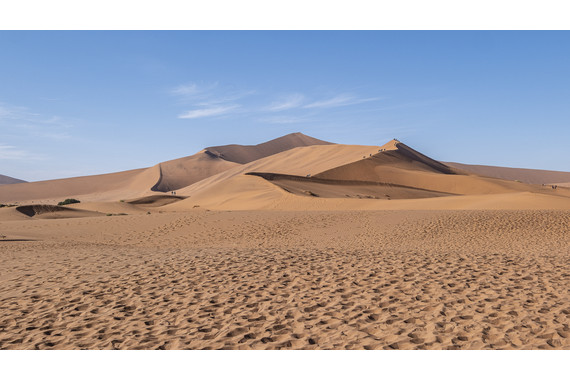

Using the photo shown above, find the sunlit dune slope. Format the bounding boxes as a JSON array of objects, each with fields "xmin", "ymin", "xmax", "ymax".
[{"xmin": 0, "ymin": 167, "xmax": 160, "ymax": 204}]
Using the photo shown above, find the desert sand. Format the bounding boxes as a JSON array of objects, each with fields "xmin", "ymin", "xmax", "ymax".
[{"xmin": 1, "ymin": 133, "xmax": 568, "ymax": 349}]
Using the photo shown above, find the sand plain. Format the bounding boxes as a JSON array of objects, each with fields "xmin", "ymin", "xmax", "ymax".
[{"xmin": 0, "ymin": 208, "xmax": 568, "ymax": 350}]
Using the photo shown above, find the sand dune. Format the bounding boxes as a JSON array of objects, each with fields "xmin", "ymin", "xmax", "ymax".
[
  {"xmin": 0, "ymin": 174, "xmax": 26, "ymax": 185},
  {"xmin": 313, "ymin": 141, "xmax": 544, "ymax": 196},
  {"xmin": 164, "ymin": 140, "xmax": 569, "ymax": 211},
  {"xmin": 149, "ymin": 151, "xmax": 239, "ymax": 192},
  {"xmin": 0, "ymin": 132, "xmax": 333, "ymax": 204},
  {"xmin": 446, "ymin": 162, "xmax": 570, "ymax": 185},
  {"xmin": 166, "ymin": 144, "xmax": 382, "ymax": 210},
  {"xmin": 0, "ymin": 167, "xmax": 158, "ymax": 204},
  {"xmin": 205, "ymin": 132, "xmax": 332, "ymax": 164}
]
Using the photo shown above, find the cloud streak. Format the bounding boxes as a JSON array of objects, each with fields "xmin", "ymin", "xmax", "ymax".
[
  {"xmin": 170, "ymin": 82, "xmax": 383, "ymax": 121},
  {"xmin": 267, "ymin": 94, "xmax": 305, "ymax": 111},
  {"xmin": 178, "ymin": 105, "xmax": 239, "ymax": 119},
  {"xmin": 171, "ymin": 82, "xmax": 253, "ymax": 119},
  {"xmin": 0, "ymin": 102, "xmax": 74, "ymax": 140},
  {"xmin": 0, "ymin": 144, "xmax": 40, "ymax": 160},
  {"xmin": 303, "ymin": 94, "xmax": 382, "ymax": 109}
]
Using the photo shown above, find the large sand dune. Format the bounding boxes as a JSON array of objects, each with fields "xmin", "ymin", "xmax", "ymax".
[
  {"xmin": 0, "ymin": 132, "xmax": 332, "ymax": 204},
  {"xmin": 163, "ymin": 140, "xmax": 569, "ymax": 211},
  {"xmin": 2, "ymin": 134, "xmax": 568, "ymax": 210}
]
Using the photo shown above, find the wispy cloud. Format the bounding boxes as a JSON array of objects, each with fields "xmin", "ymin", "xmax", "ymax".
[
  {"xmin": 170, "ymin": 82, "xmax": 252, "ymax": 119},
  {"xmin": 267, "ymin": 94, "xmax": 305, "ymax": 111},
  {"xmin": 0, "ymin": 144, "xmax": 41, "ymax": 160},
  {"xmin": 178, "ymin": 105, "xmax": 239, "ymax": 119},
  {"xmin": 304, "ymin": 94, "xmax": 382, "ymax": 109},
  {"xmin": 170, "ymin": 83, "xmax": 200, "ymax": 96},
  {"xmin": 0, "ymin": 102, "xmax": 74, "ymax": 140},
  {"xmin": 170, "ymin": 82, "xmax": 384, "ymax": 122}
]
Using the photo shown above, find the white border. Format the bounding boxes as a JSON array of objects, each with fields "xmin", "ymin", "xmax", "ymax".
[
  {"xmin": 2, "ymin": 350, "xmax": 568, "ymax": 380},
  {"xmin": 1, "ymin": 0, "xmax": 569, "ymax": 30}
]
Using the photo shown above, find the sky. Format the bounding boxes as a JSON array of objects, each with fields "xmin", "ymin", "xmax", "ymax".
[{"xmin": 0, "ymin": 31, "xmax": 569, "ymax": 181}]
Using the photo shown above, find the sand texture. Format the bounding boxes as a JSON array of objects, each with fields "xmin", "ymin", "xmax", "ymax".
[{"xmin": 1, "ymin": 209, "xmax": 568, "ymax": 350}]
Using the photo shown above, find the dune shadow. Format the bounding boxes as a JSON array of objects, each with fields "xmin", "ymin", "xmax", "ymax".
[{"xmin": 0, "ymin": 239, "xmax": 37, "ymax": 242}]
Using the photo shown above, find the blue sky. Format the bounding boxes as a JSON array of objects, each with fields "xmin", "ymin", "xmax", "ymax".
[{"xmin": 1, "ymin": 31, "xmax": 569, "ymax": 181}]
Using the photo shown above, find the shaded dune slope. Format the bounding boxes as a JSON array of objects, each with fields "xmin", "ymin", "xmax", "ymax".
[
  {"xmin": 246, "ymin": 172, "xmax": 453, "ymax": 199},
  {"xmin": 0, "ymin": 174, "xmax": 26, "ymax": 185},
  {"xmin": 15, "ymin": 205, "xmax": 101, "ymax": 219},
  {"xmin": 126, "ymin": 194, "xmax": 187, "ymax": 207}
]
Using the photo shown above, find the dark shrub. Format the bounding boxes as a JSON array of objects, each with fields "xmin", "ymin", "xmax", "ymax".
[{"xmin": 57, "ymin": 198, "xmax": 80, "ymax": 206}]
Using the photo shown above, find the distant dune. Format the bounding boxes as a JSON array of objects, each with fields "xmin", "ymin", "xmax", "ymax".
[
  {"xmin": 445, "ymin": 162, "xmax": 570, "ymax": 185},
  {"xmin": 205, "ymin": 132, "xmax": 332, "ymax": 164},
  {"xmin": 0, "ymin": 174, "xmax": 26, "ymax": 185}
]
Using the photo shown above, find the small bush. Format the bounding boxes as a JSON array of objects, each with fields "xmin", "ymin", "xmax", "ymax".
[{"xmin": 58, "ymin": 198, "xmax": 80, "ymax": 206}]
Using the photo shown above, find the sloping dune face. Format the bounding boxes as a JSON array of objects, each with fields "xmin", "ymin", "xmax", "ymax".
[
  {"xmin": 165, "ymin": 144, "xmax": 384, "ymax": 210},
  {"xmin": 0, "ymin": 167, "xmax": 160, "ymax": 204},
  {"xmin": 0, "ymin": 174, "xmax": 26, "ymax": 185},
  {"xmin": 204, "ymin": 132, "xmax": 332, "ymax": 164},
  {"xmin": 165, "ymin": 139, "xmax": 570, "ymax": 211},
  {"xmin": 444, "ymin": 162, "xmax": 570, "ymax": 185},
  {"xmin": 150, "ymin": 151, "xmax": 240, "ymax": 192},
  {"xmin": 0, "ymin": 132, "xmax": 333, "ymax": 204},
  {"xmin": 313, "ymin": 141, "xmax": 545, "ymax": 196}
]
